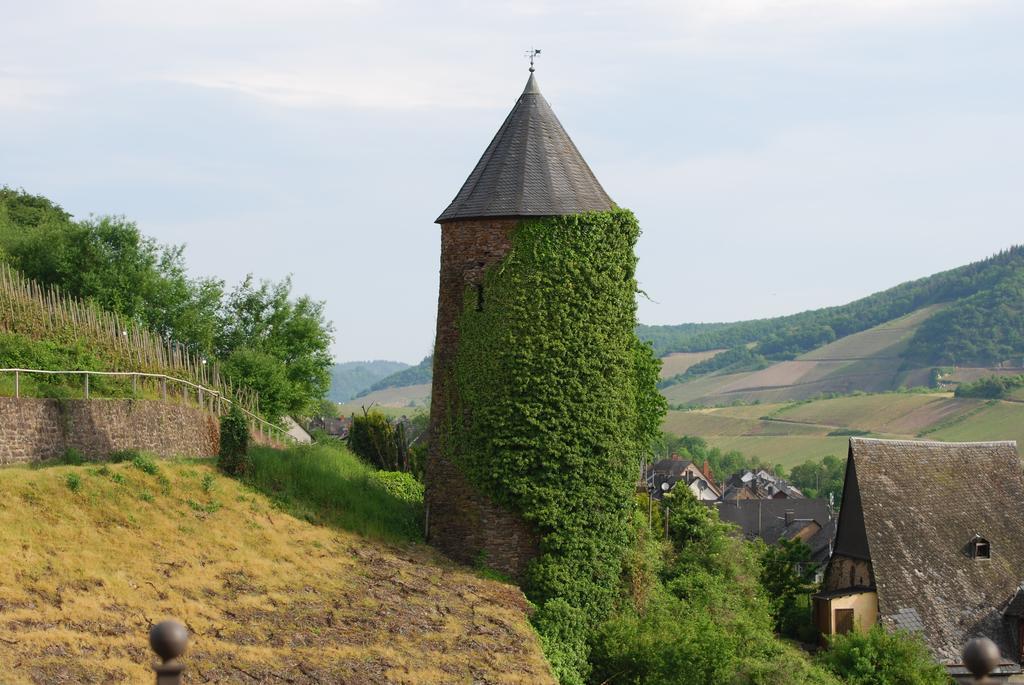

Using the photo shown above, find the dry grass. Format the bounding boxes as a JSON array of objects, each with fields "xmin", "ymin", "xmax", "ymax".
[{"xmin": 0, "ymin": 460, "xmax": 553, "ymax": 684}]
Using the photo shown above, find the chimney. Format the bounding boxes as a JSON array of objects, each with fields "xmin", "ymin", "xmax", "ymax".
[{"xmin": 785, "ymin": 510, "xmax": 795, "ymax": 526}]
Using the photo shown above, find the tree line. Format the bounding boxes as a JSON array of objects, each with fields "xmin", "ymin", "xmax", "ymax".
[{"xmin": 0, "ymin": 188, "xmax": 333, "ymax": 421}]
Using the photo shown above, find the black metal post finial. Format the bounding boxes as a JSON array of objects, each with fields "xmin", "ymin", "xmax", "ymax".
[
  {"xmin": 962, "ymin": 637, "xmax": 1000, "ymax": 683},
  {"xmin": 525, "ymin": 47, "xmax": 542, "ymax": 72},
  {"xmin": 150, "ymin": 620, "xmax": 189, "ymax": 685}
]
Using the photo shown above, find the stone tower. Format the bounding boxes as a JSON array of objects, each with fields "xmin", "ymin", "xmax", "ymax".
[{"xmin": 425, "ymin": 68, "xmax": 614, "ymax": 578}]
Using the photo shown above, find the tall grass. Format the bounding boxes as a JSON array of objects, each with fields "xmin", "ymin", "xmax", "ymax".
[{"xmin": 247, "ymin": 441, "xmax": 423, "ymax": 543}]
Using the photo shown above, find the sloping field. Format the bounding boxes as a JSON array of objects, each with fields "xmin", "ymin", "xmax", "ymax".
[
  {"xmin": 798, "ymin": 305, "xmax": 945, "ymax": 361},
  {"xmin": 927, "ymin": 401, "xmax": 1024, "ymax": 446},
  {"xmin": 658, "ymin": 350, "xmax": 725, "ymax": 379},
  {"xmin": 773, "ymin": 393, "xmax": 984, "ymax": 435},
  {"xmin": 662, "ymin": 392, "xmax": 1024, "ymax": 469},
  {"xmin": 338, "ymin": 383, "xmax": 431, "ymax": 414},
  {"xmin": 942, "ymin": 367, "xmax": 1024, "ymax": 384},
  {"xmin": 704, "ymin": 435, "xmax": 851, "ymax": 466},
  {"xmin": 0, "ymin": 457, "xmax": 552, "ymax": 684},
  {"xmin": 660, "ymin": 305, "xmax": 948, "ymax": 407}
]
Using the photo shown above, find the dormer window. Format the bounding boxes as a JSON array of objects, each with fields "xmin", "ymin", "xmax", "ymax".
[{"xmin": 971, "ymin": 535, "xmax": 991, "ymax": 560}]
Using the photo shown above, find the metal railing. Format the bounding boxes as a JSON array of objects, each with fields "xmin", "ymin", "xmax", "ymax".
[{"xmin": 0, "ymin": 368, "xmax": 295, "ymax": 444}]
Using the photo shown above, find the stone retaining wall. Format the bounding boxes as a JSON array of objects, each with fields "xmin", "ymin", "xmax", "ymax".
[{"xmin": 0, "ymin": 397, "xmax": 220, "ymax": 464}]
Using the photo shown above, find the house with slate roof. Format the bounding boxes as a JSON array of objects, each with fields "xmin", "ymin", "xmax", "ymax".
[
  {"xmin": 645, "ymin": 455, "xmax": 721, "ymax": 502},
  {"xmin": 717, "ymin": 498, "xmax": 835, "ymax": 579},
  {"xmin": 721, "ymin": 469, "xmax": 804, "ymax": 500},
  {"xmin": 814, "ymin": 438, "xmax": 1024, "ymax": 679}
]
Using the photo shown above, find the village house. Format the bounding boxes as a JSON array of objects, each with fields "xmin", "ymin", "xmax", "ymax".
[
  {"xmin": 814, "ymin": 438, "xmax": 1024, "ymax": 680},
  {"xmin": 716, "ymin": 498, "xmax": 835, "ymax": 580},
  {"xmin": 721, "ymin": 469, "xmax": 804, "ymax": 500},
  {"xmin": 645, "ymin": 455, "xmax": 721, "ymax": 501}
]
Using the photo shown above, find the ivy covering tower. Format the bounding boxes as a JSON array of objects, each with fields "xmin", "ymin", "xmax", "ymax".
[{"xmin": 426, "ymin": 66, "xmax": 665, "ymax": 682}]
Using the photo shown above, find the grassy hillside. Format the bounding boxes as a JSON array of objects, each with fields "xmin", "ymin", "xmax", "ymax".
[
  {"xmin": 640, "ymin": 245, "xmax": 1024, "ymax": 365},
  {"xmin": 0, "ymin": 446, "xmax": 553, "ymax": 684},
  {"xmin": 662, "ymin": 391, "xmax": 1024, "ymax": 468},
  {"xmin": 328, "ymin": 360, "xmax": 410, "ymax": 402}
]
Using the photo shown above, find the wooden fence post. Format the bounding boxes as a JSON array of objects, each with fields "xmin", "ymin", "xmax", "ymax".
[
  {"xmin": 14, "ymin": 370, "xmax": 19, "ymax": 399},
  {"xmin": 84, "ymin": 373, "xmax": 89, "ymax": 400},
  {"xmin": 161, "ymin": 378, "xmax": 167, "ymax": 401}
]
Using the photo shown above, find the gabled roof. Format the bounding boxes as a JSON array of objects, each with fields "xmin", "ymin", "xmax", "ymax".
[
  {"xmin": 436, "ymin": 72, "xmax": 614, "ymax": 223},
  {"xmin": 717, "ymin": 498, "xmax": 832, "ymax": 546},
  {"xmin": 839, "ymin": 438, "xmax": 1024, "ymax": 666}
]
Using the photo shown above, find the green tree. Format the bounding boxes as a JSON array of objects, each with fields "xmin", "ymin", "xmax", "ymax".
[
  {"xmin": 590, "ymin": 489, "xmax": 839, "ymax": 685},
  {"xmin": 789, "ymin": 454, "xmax": 845, "ymax": 502},
  {"xmin": 221, "ymin": 348, "xmax": 293, "ymax": 422},
  {"xmin": 216, "ymin": 276, "xmax": 333, "ymax": 419},
  {"xmin": 816, "ymin": 626, "xmax": 950, "ymax": 685},
  {"xmin": 760, "ymin": 538, "xmax": 818, "ymax": 639},
  {"xmin": 0, "ymin": 194, "xmax": 224, "ymax": 356}
]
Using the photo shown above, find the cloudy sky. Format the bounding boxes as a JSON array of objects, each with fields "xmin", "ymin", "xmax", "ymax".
[{"xmin": 2, "ymin": 1, "xmax": 1022, "ymax": 363}]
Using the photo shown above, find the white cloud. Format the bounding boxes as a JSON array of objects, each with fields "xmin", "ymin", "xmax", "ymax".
[
  {"xmin": 0, "ymin": 72, "xmax": 69, "ymax": 111},
  {"xmin": 167, "ymin": 66, "xmax": 504, "ymax": 110}
]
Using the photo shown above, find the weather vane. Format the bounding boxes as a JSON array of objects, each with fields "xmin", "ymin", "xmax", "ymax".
[{"xmin": 525, "ymin": 47, "xmax": 542, "ymax": 72}]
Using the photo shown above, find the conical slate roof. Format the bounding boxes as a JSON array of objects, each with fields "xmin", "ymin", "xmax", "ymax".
[{"xmin": 436, "ymin": 72, "xmax": 613, "ymax": 223}]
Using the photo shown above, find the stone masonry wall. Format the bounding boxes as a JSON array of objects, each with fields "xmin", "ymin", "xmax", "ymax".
[
  {"xmin": 0, "ymin": 397, "xmax": 220, "ymax": 464},
  {"xmin": 425, "ymin": 218, "xmax": 541, "ymax": 579}
]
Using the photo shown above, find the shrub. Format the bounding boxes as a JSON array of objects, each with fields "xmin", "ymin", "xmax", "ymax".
[
  {"xmin": 131, "ymin": 453, "xmax": 159, "ymax": 476},
  {"xmin": 370, "ymin": 471, "xmax": 424, "ymax": 504},
  {"xmin": 108, "ymin": 449, "xmax": 140, "ymax": 463},
  {"xmin": 60, "ymin": 447, "xmax": 85, "ymax": 465},
  {"xmin": 65, "ymin": 473, "xmax": 81, "ymax": 492},
  {"xmin": 816, "ymin": 625, "xmax": 949, "ymax": 684},
  {"xmin": 218, "ymin": 406, "xmax": 251, "ymax": 476},
  {"xmin": 201, "ymin": 473, "xmax": 215, "ymax": 493},
  {"xmin": 348, "ymin": 410, "xmax": 418, "ymax": 474}
]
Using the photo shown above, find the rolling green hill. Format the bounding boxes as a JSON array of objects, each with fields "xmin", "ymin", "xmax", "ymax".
[
  {"xmin": 641, "ymin": 245, "xmax": 1024, "ymax": 365},
  {"xmin": 328, "ymin": 360, "xmax": 410, "ymax": 402},
  {"xmin": 358, "ymin": 355, "xmax": 432, "ymax": 396},
  {"xmin": 652, "ymin": 247, "xmax": 1024, "ymax": 407}
]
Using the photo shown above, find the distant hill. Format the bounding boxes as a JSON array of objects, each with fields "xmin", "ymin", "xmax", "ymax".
[
  {"xmin": 640, "ymin": 246, "xmax": 1024, "ymax": 365},
  {"xmin": 357, "ymin": 355, "xmax": 432, "ymax": 397},
  {"xmin": 328, "ymin": 360, "xmax": 410, "ymax": 402},
  {"xmin": 647, "ymin": 246, "xmax": 1024, "ymax": 406}
]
